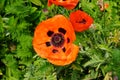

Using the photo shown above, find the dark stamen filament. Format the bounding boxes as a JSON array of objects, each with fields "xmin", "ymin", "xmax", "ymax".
[
  {"xmin": 47, "ymin": 31, "xmax": 54, "ymax": 37},
  {"xmin": 52, "ymin": 49, "xmax": 58, "ymax": 53}
]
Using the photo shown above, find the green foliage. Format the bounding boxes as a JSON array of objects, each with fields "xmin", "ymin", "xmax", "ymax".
[
  {"xmin": 110, "ymin": 49, "xmax": 120, "ymax": 78},
  {"xmin": 24, "ymin": 57, "xmax": 56, "ymax": 80},
  {"xmin": 0, "ymin": 0, "xmax": 120, "ymax": 80}
]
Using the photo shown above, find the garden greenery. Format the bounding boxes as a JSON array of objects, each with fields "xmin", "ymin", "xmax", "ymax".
[{"xmin": 0, "ymin": 0, "xmax": 120, "ymax": 80}]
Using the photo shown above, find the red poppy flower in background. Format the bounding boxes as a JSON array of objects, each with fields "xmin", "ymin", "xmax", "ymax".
[
  {"xmin": 33, "ymin": 15, "xmax": 79, "ymax": 66},
  {"xmin": 48, "ymin": 0, "xmax": 79, "ymax": 10},
  {"xmin": 70, "ymin": 10, "xmax": 93, "ymax": 32}
]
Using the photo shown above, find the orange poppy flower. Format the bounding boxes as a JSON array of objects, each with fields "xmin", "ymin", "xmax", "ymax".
[
  {"xmin": 33, "ymin": 15, "xmax": 79, "ymax": 66},
  {"xmin": 70, "ymin": 10, "xmax": 93, "ymax": 32},
  {"xmin": 48, "ymin": 0, "xmax": 79, "ymax": 10}
]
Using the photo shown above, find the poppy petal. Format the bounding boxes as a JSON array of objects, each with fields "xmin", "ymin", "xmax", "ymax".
[
  {"xmin": 33, "ymin": 15, "xmax": 75, "ymax": 45},
  {"xmin": 48, "ymin": 0, "xmax": 79, "ymax": 9},
  {"xmin": 33, "ymin": 43, "xmax": 53, "ymax": 58},
  {"xmin": 70, "ymin": 10, "xmax": 93, "ymax": 32},
  {"xmin": 47, "ymin": 44, "xmax": 79, "ymax": 66}
]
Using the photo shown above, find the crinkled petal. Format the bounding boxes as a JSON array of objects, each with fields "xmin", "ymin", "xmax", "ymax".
[{"xmin": 47, "ymin": 44, "xmax": 79, "ymax": 66}]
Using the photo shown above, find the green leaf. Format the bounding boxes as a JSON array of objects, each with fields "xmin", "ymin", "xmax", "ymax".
[
  {"xmin": 30, "ymin": 0, "xmax": 42, "ymax": 6},
  {"xmin": 83, "ymin": 55, "xmax": 104, "ymax": 67},
  {"xmin": 24, "ymin": 58, "xmax": 56, "ymax": 80}
]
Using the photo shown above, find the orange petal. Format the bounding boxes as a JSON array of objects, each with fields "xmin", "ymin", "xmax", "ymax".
[
  {"xmin": 33, "ymin": 43, "xmax": 52, "ymax": 58},
  {"xmin": 48, "ymin": 0, "xmax": 79, "ymax": 9},
  {"xmin": 47, "ymin": 44, "xmax": 79, "ymax": 66}
]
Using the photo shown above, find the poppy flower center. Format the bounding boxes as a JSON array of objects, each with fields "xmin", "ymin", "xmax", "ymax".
[
  {"xmin": 54, "ymin": 36, "xmax": 61, "ymax": 43},
  {"xmin": 51, "ymin": 33, "xmax": 64, "ymax": 47}
]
